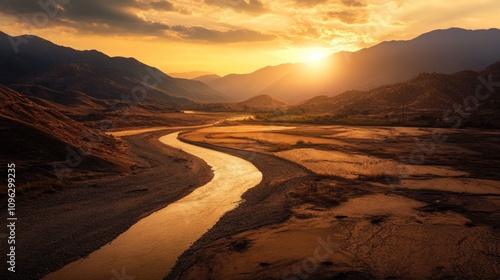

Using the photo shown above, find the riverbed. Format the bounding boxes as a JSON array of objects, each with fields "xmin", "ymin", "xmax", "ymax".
[{"xmin": 44, "ymin": 131, "xmax": 263, "ymax": 280}]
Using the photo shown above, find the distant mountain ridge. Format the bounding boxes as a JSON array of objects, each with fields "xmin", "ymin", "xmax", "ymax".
[
  {"xmin": 197, "ymin": 94, "xmax": 288, "ymax": 111},
  {"xmin": 169, "ymin": 71, "xmax": 215, "ymax": 79},
  {"xmin": 287, "ymin": 61, "xmax": 500, "ymax": 127},
  {"xmin": 193, "ymin": 74, "xmax": 221, "ymax": 84},
  {"xmin": 209, "ymin": 28, "xmax": 500, "ymax": 103},
  {"xmin": 0, "ymin": 31, "xmax": 230, "ymax": 108},
  {"xmin": 207, "ymin": 63, "xmax": 301, "ymax": 101},
  {"xmin": 237, "ymin": 94, "xmax": 289, "ymax": 110}
]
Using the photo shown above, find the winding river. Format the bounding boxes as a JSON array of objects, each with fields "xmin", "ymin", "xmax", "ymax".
[{"xmin": 44, "ymin": 131, "xmax": 262, "ymax": 280}]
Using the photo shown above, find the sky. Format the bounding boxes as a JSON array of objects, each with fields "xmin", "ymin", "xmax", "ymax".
[{"xmin": 1, "ymin": 0, "xmax": 499, "ymax": 76}]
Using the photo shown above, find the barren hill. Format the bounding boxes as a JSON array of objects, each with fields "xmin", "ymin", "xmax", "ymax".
[
  {"xmin": 207, "ymin": 64, "xmax": 299, "ymax": 101},
  {"xmin": 291, "ymin": 62, "xmax": 500, "ymax": 127},
  {"xmin": 0, "ymin": 84, "xmax": 131, "ymax": 193},
  {"xmin": 197, "ymin": 94, "xmax": 288, "ymax": 112},
  {"xmin": 193, "ymin": 74, "xmax": 222, "ymax": 84},
  {"xmin": 237, "ymin": 94, "xmax": 288, "ymax": 110},
  {"xmin": 0, "ymin": 31, "xmax": 230, "ymax": 110},
  {"xmin": 209, "ymin": 28, "xmax": 500, "ymax": 103}
]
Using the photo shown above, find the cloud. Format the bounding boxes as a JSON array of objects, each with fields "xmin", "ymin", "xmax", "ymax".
[
  {"xmin": 0, "ymin": 0, "xmax": 175, "ymax": 35},
  {"xmin": 292, "ymin": 0, "xmax": 328, "ymax": 6},
  {"xmin": 204, "ymin": 0, "xmax": 268, "ymax": 15},
  {"xmin": 340, "ymin": 0, "xmax": 366, "ymax": 7},
  {"xmin": 171, "ymin": 25, "xmax": 275, "ymax": 43},
  {"xmin": 147, "ymin": 1, "xmax": 175, "ymax": 11},
  {"xmin": 284, "ymin": 35, "xmax": 333, "ymax": 48},
  {"xmin": 325, "ymin": 10, "xmax": 368, "ymax": 24}
]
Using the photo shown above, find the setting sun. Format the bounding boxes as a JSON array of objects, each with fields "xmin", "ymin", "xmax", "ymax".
[
  {"xmin": 1, "ymin": 0, "xmax": 500, "ymax": 279},
  {"xmin": 306, "ymin": 48, "xmax": 332, "ymax": 62}
]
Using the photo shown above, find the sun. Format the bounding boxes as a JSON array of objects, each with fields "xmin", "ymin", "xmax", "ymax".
[{"xmin": 306, "ymin": 48, "xmax": 331, "ymax": 62}]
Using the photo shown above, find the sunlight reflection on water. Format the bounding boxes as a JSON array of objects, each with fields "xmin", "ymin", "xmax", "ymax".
[{"xmin": 44, "ymin": 132, "xmax": 262, "ymax": 280}]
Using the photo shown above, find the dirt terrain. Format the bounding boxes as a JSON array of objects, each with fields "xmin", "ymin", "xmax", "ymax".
[
  {"xmin": 168, "ymin": 124, "xmax": 500, "ymax": 279},
  {"xmin": 1, "ymin": 123, "xmax": 498, "ymax": 279},
  {"xmin": 0, "ymin": 129, "xmax": 214, "ymax": 279}
]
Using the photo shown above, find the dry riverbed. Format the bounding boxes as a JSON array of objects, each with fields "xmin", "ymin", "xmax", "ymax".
[
  {"xmin": 0, "ymin": 129, "xmax": 214, "ymax": 279},
  {"xmin": 170, "ymin": 124, "xmax": 500, "ymax": 279}
]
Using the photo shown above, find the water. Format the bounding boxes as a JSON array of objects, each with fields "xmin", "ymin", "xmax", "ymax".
[{"xmin": 44, "ymin": 132, "xmax": 262, "ymax": 280}]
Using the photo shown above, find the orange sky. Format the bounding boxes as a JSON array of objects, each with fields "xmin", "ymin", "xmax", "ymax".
[{"xmin": 1, "ymin": 0, "xmax": 499, "ymax": 75}]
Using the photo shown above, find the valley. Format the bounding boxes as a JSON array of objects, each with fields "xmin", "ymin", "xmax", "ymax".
[{"xmin": 0, "ymin": 26, "xmax": 499, "ymax": 280}]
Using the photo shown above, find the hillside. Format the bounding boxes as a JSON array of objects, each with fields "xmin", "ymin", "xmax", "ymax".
[
  {"xmin": 258, "ymin": 62, "xmax": 500, "ymax": 127},
  {"xmin": 0, "ymin": 85, "xmax": 131, "ymax": 194},
  {"xmin": 207, "ymin": 63, "xmax": 300, "ymax": 101},
  {"xmin": 169, "ymin": 71, "xmax": 214, "ymax": 79},
  {"xmin": 197, "ymin": 94, "xmax": 288, "ymax": 112},
  {"xmin": 236, "ymin": 94, "xmax": 289, "ymax": 110},
  {"xmin": 210, "ymin": 28, "xmax": 500, "ymax": 103},
  {"xmin": 0, "ymin": 31, "xmax": 230, "ymax": 109},
  {"xmin": 193, "ymin": 74, "xmax": 222, "ymax": 84}
]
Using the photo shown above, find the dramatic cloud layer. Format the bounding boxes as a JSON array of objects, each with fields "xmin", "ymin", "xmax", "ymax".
[
  {"xmin": 172, "ymin": 25, "xmax": 275, "ymax": 42},
  {"xmin": 1, "ymin": 0, "xmax": 498, "ymax": 74}
]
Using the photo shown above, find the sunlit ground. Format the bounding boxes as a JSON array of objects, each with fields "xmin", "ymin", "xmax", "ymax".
[{"xmin": 177, "ymin": 124, "xmax": 500, "ymax": 279}]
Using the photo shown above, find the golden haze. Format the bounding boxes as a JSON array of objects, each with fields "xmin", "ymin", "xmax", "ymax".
[{"xmin": 1, "ymin": 0, "xmax": 499, "ymax": 75}]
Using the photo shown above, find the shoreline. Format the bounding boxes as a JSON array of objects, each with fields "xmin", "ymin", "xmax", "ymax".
[
  {"xmin": 1, "ymin": 129, "xmax": 214, "ymax": 279},
  {"xmin": 166, "ymin": 131, "xmax": 500, "ymax": 280},
  {"xmin": 167, "ymin": 136, "xmax": 317, "ymax": 279},
  {"xmin": 4, "ymin": 125, "xmax": 498, "ymax": 279}
]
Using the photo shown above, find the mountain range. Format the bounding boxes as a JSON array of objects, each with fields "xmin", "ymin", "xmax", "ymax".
[
  {"xmin": 206, "ymin": 28, "xmax": 500, "ymax": 103},
  {"xmin": 0, "ymin": 32, "xmax": 231, "ymax": 112},
  {"xmin": 259, "ymin": 62, "xmax": 500, "ymax": 127},
  {"xmin": 168, "ymin": 71, "xmax": 215, "ymax": 79},
  {"xmin": 197, "ymin": 94, "xmax": 289, "ymax": 112},
  {"xmin": 2, "ymin": 27, "xmax": 500, "ymax": 190}
]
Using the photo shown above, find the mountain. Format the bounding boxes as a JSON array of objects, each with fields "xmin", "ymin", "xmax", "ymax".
[
  {"xmin": 0, "ymin": 32, "xmax": 230, "ymax": 110},
  {"xmin": 0, "ymin": 84, "xmax": 131, "ymax": 193},
  {"xmin": 169, "ymin": 71, "xmax": 215, "ymax": 79},
  {"xmin": 207, "ymin": 63, "xmax": 300, "ymax": 101},
  {"xmin": 193, "ymin": 74, "xmax": 221, "ymax": 84},
  {"xmin": 210, "ymin": 28, "xmax": 500, "ymax": 103},
  {"xmin": 290, "ymin": 61, "xmax": 500, "ymax": 127},
  {"xmin": 197, "ymin": 94, "xmax": 288, "ymax": 111},
  {"xmin": 236, "ymin": 94, "xmax": 289, "ymax": 110}
]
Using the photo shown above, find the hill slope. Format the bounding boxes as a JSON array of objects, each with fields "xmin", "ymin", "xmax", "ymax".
[
  {"xmin": 290, "ymin": 61, "xmax": 500, "ymax": 126},
  {"xmin": 207, "ymin": 63, "xmax": 300, "ymax": 101},
  {"xmin": 236, "ymin": 94, "xmax": 289, "ymax": 110},
  {"xmin": 0, "ymin": 84, "xmax": 131, "ymax": 193},
  {"xmin": 193, "ymin": 74, "xmax": 222, "ymax": 84},
  {"xmin": 197, "ymin": 94, "xmax": 288, "ymax": 112},
  {"xmin": 0, "ymin": 31, "xmax": 229, "ymax": 107},
  {"xmin": 210, "ymin": 28, "xmax": 500, "ymax": 103}
]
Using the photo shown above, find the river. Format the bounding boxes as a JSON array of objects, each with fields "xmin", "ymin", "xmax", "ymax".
[{"xmin": 44, "ymin": 131, "xmax": 262, "ymax": 280}]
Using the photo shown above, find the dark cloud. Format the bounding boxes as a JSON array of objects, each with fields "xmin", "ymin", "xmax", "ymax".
[
  {"xmin": 0, "ymin": 0, "xmax": 270, "ymax": 41},
  {"xmin": 204, "ymin": 0, "xmax": 268, "ymax": 15},
  {"xmin": 340, "ymin": 0, "xmax": 366, "ymax": 7},
  {"xmin": 0, "ymin": 0, "xmax": 176, "ymax": 35},
  {"xmin": 292, "ymin": 0, "xmax": 366, "ymax": 7},
  {"xmin": 147, "ymin": 1, "xmax": 175, "ymax": 11},
  {"xmin": 292, "ymin": 0, "xmax": 328, "ymax": 6},
  {"xmin": 326, "ymin": 10, "xmax": 368, "ymax": 24},
  {"xmin": 171, "ymin": 25, "xmax": 275, "ymax": 43}
]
